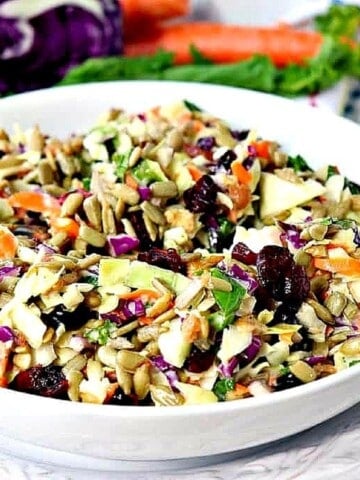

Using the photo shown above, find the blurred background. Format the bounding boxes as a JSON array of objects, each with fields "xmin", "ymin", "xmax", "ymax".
[{"xmin": 0, "ymin": 0, "xmax": 359, "ymax": 121}]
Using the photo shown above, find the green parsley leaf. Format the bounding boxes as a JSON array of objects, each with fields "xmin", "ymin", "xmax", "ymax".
[
  {"xmin": 287, "ymin": 154, "xmax": 313, "ymax": 173},
  {"xmin": 213, "ymin": 378, "xmax": 235, "ymax": 401},
  {"xmin": 183, "ymin": 99, "xmax": 203, "ymax": 112},
  {"xmin": 326, "ymin": 165, "xmax": 339, "ymax": 179},
  {"xmin": 83, "ymin": 275, "xmax": 98, "ymax": 286},
  {"xmin": 82, "ymin": 177, "xmax": 91, "ymax": 191},
  {"xmin": 349, "ymin": 360, "xmax": 360, "ymax": 367},
  {"xmin": 209, "ymin": 268, "xmax": 246, "ymax": 331},
  {"xmin": 345, "ymin": 178, "xmax": 360, "ymax": 195}
]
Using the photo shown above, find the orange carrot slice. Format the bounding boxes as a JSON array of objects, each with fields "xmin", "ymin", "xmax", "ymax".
[
  {"xmin": 8, "ymin": 191, "xmax": 61, "ymax": 217},
  {"xmin": 124, "ymin": 22, "xmax": 324, "ymax": 67},
  {"xmin": 231, "ymin": 160, "xmax": 252, "ymax": 185}
]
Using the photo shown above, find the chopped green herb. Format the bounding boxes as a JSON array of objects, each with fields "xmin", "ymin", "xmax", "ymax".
[
  {"xmin": 82, "ymin": 177, "xmax": 91, "ymax": 191},
  {"xmin": 183, "ymin": 99, "xmax": 202, "ymax": 112},
  {"xmin": 132, "ymin": 158, "xmax": 167, "ymax": 184},
  {"xmin": 84, "ymin": 319, "xmax": 117, "ymax": 345},
  {"xmin": 349, "ymin": 360, "xmax": 360, "ymax": 367},
  {"xmin": 213, "ymin": 378, "xmax": 235, "ymax": 401},
  {"xmin": 345, "ymin": 178, "xmax": 360, "ymax": 195},
  {"xmin": 113, "ymin": 151, "xmax": 131, "ymax": 181},
  {"xmin": 287, "ymin": 154, "xmax": 312, "ymax": 173},
  {"xmin": 326, "ymin": 165, "xmax": 339, "ymax": 179},
  {"xmin": 279, "ymin": 365, "xmax": 290, "ymax": 376},
  {"xmin": 320, "ymin": 217, "xmax": 354, "ymax": 229},
  {"xmin": 209, "ymin": 268, "xmax": 246, "ymax": 330},
  {"xmin": 83, "ymin": 275, "xmax": 98, "ymax": 286}
]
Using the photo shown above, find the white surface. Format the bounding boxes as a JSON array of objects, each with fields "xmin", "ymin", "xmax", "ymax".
[{"xmin": 0, "ymin": 81, "xmax": 360, "ymax": 477}]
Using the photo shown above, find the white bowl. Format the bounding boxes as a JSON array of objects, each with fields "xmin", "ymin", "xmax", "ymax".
[{"xmin": 1, "ymin": 81, "xmax": 360, "ymax": 469}]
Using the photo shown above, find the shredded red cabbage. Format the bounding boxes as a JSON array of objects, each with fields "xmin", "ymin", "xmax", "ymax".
[
  {"xmin": 108, "ymin": 234, "xmax": 140, "ymax": 256},
  {"xmin": 0, "ymin": 265, "xmax": 21, "ymax": 279},
  {"xmin": 278, "ymin": 222, "xmax": 306, "ymax": 249},
  {"xmin": 237, "ymin": 336, "xmax": 262, "ymax": 368},
  {"xmin": 138, "ymin": 186, "xmax": 152, "ymax": 201},
  {"xmin": 305, "ymin": 355, "xmax": 327, "ymax": 366},
  {"xmin": 218, "ymin": 356, "xmax": 238, "ymax": 377},
  {"xmin": 230, "ymin": 264, "xmax": 258, "ymax": 294},
  {"xmin": 123, "ymin": 299, "xmax": 145, "ymax": 318},
  {"xmin": 0, "ymin": 326, "xmax": 14, "ymax": 342},
  {"xmin": 0, "ymin": 0, "xmax": 122, "ymax": 95},
  {"xmin": 151, "ymin": 355, "xmax": 178, "ymax": 387}
]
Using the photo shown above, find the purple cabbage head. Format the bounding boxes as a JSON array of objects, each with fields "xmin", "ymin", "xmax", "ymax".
[{"xmin": 0, "ymin": 0, "xmax": 122, "ymax": 95}]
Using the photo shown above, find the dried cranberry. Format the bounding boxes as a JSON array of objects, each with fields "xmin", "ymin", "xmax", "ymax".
[
  {"xmin": 217, "ymin": 149, "xmax": 237, "ymax": 170},
  {"xmin": 184, "ymin": 143, "xmax": 213, "ymax": 161},
  {"xmin": 196, "ymin": 136, "xmax": 216, "ymax": 151},
  {"xmin": 107, "ymin": 387, "xmax": 138, "ymax": 405},
  {"xmin": 269, "ymin": 302, "xmax": 301, "ymax": 326},
  {"xmin": 183, "ymin": 175, "xmax": 219, "ymax": 214},
  {"xmin": 274, "ymin": 372, "xmax": 302, "ymax": 392},
  {"xmin": 232, "ymin": 242, "xmax": 257, "ymax": 265},
  {"xmin": 230, "ymin": 129, "xmax": 250, "ymax": 141},
  {"xmin": 290, "ymin": 327, "xmax": 312, "ymax": 352},
  {"xmin": 256, "ymin": 245, "xmax": 309, "ymax": 301},
  {"xmin": 138, "ymin": 247, "xmax": 185, "ymax": 274},
  {"xmin": 184, "ymin": 347, "xmax": 215, "ymax": 373},
  {"xmin": 41, "ymin": 303, "xmax": 94, "ymax": 330},
  {"xmin": 127, "ymin": 210, "xmax": 156, "ymax": 251},
  {"xmin": 10, "ymin": 365, "xmax": 68, "ymax": 399}
]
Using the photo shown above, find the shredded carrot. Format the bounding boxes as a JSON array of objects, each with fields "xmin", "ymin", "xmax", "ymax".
[
  {"xmin": 187, "ymin": 163, "xmax": 204, "ymax": 181},
  {"xmin": 252, "ymin": 140, "xmax": 272, "ymax": 160},
  {"xmin": 234, "ymin": 383, "xmax": 249, "ymax": 396},
  {"xmin": 314, "ymin": 257, "xmax": 360, "ymax": 277},
  {"xmin": 50, "ymin": 218, "xmax": 79, "ymax": 238},
  {"xmin": 138, "ymin": 316, "xmax": 154, "ymax": 326},
  {"xmin": 0, "ymin": 227, "xmax": 18, "ymax": 260},
  {"xmin": 231, "ymin": 160, "xmax": 252, "ymax": 185},
  {"xmin": 8, "ymin": 191, "xmax": 61, "ymax": 217},
  {"xmin": 119, "ymin": 289, "xmax": 161, "ymax": 300},
  {"xmin": 228, "ymin": 183, "xmax": 251, "ymax": 210},
  {"xmin": 124, "ymin": 22, "xmax": 324, "ymax": 67},
  {"xmin": 125, "ymin": 172, "xmax": 138, "ymax": 190}
]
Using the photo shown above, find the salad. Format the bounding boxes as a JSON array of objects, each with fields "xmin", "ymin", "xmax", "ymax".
[{"xmin": 0, "ymin": 100, "xmax": 360, "ymax": 406}]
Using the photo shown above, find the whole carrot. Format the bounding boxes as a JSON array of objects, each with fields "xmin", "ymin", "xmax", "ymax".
[
  {"xmin": 124, "ymin": 22, "xmax": 324, "ymax": 67},
  {"xmin": 120, "ymin": 0, "xmax": 190, "ymax": 38}
]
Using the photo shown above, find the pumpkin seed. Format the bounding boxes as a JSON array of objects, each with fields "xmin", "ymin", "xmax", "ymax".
[
  {"xmin": 61, "ymin": 192, "xmax": 83, "ymax": 217},
  {"xmin": 83, "ymin": 195, "xmax": 102, "ymax": 230},
  {"xmin": 79, "ymin": 224, "xmax": 106, "ymax": 248},
  {"xmin": 289, "ymin": 360, "xmax": 316, "ymax": 383},
  {"xmin": 116, "ymin": 350, "xmax": 145, "ymax": 373},
  {"xmin": 140, "ymin": 201, "xmax": 166, "ymax": 225},
  {"xmin": 133, "ymin": 363, "xmax": 150, "ymax": 400},
  {"xmin": 324, "ymin": 292, "xmax": 347, "ymax": 317},
  {"xmin": 151, "ymin": 181, "xmax": 178, "ymax": 198}
]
